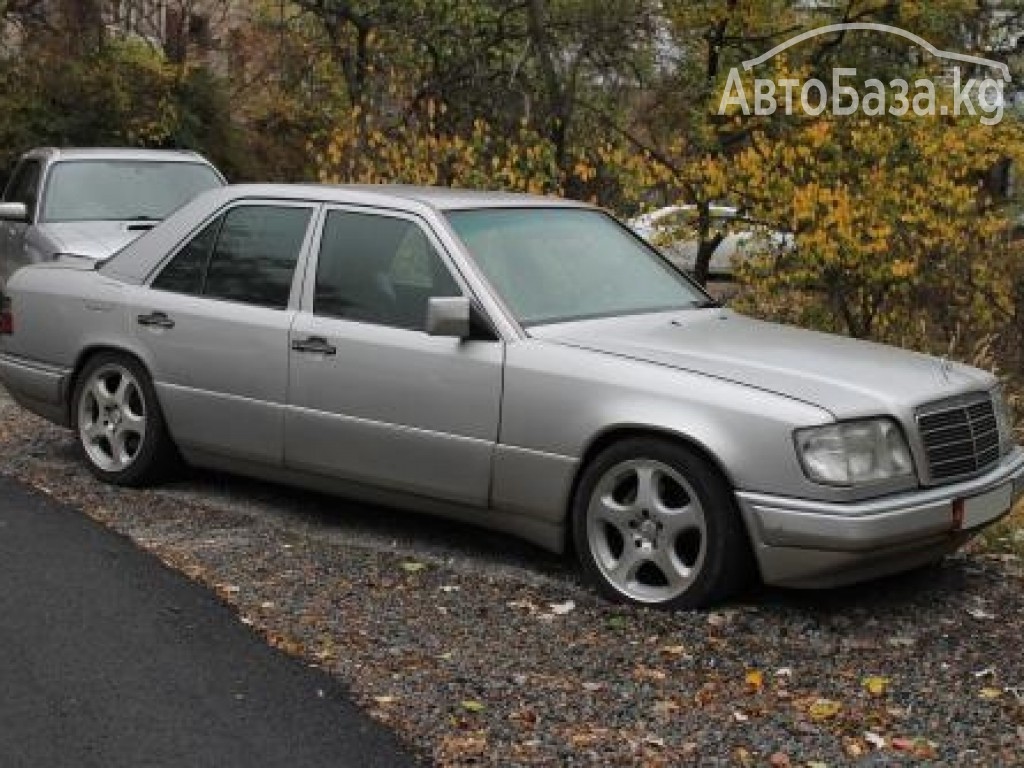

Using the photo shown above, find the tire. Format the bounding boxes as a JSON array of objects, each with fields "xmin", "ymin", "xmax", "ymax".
[
  {"xmin": 72, "ymin": 352, "xmax": 177, "ymax": 487},
  {"xmin": 571, "ymin": 438, "xmax": 752, "ymax": 609}
]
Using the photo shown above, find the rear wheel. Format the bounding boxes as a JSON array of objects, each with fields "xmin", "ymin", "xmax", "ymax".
[
  {"xmin": 572, "ymin": 438, "xmax": 751, "ymax": 608},
  {"xmin": 73, "ymin": 353, "xmax": 176, "ymax": 486}
]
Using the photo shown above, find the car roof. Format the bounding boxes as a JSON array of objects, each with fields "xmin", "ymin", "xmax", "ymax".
[
  {"xmin": 22, "ymin": 147, "xmax": 214, "ymax": 164},
  {"xmin": 100, "ymin": 183, "xmax": 598, "ymax": 286},
  {"xmin": 210, "ymin": 183, "xmax": 593, "ymax": 212}
]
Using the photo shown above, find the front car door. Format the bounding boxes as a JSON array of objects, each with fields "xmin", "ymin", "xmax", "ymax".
[
  {"xmin": 133, "ymin": 200, "xmax": 318, "ymax": 465},
  {"xmin": 0, "ymin": 159, "xmax": 42, "ymax": 287},
  {"xmin": 285, "ymin": 206, "xmax": 503, "ymax": 507}
]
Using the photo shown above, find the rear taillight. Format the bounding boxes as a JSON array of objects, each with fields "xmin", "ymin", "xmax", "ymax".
[{"xmin": 0, "ymin": 294, "xmax": 12, "ymax": 335}]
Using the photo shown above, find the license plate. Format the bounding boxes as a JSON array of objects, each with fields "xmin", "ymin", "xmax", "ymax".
[{"xmin": 961, "ymin": 482, "xmax": 1014, "ymax": 529}]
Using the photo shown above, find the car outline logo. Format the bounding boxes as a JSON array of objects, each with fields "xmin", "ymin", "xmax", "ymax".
[{"xmin": 740, "ymin": 22, "xmax": 1011, "ymax": 82}]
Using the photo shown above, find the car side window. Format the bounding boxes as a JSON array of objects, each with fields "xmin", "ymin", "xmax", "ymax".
[
  {"xmin": 151, "ymin": 217, "xmax": 221, "ymax": 295},
  {"xmin": 3, "ymin": 160, "xmax": 42, "ymax": 216},
  {"xmin": 203, "ymin": 206, "xmax": 311, "ymax": 309},
  {"xmin": 314, "ymin": 210, "xmax": 461, "ymax": 330},
  {"xmin": 152, "ymin": 205, "xmax": 312, "ymax": 310}
]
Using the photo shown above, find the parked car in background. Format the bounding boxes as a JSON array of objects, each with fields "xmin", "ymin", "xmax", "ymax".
[
  {"xmin": 1, "ymin": 184, "xmax": 1021, "ymax": 608},
  {"xmin": 0, "ymin": 147, "xmax": 225, "ymax": 290},
  {"xmin": 629, "ymin": 204, "xmax": 792, "ymax": 277}
]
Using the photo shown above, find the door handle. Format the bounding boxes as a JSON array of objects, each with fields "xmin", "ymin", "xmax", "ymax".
[
  {"xmin": 137, "ymin": 311, "xmax": 175, "ymax": 329},
  {"xmin": 291, "ymin": 336, "xmax": 337, "ymax": 356}
]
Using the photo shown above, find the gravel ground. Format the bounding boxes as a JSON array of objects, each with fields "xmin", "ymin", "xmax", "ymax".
[{"xmin": 1, "ymin": 387, "xmax": 1023, "ymax": 766}]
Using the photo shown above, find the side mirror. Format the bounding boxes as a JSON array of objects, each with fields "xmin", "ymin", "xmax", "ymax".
[
  {"xmin": 0, "ymin": 202, "xmax": 28, "ymax": 222},
  {"xmin": 426, "ymin": 296, "xmax": 471, "ymax": 338}
]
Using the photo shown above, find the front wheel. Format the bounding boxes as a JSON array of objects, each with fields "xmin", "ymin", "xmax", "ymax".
[
  {"xmin": 73, "ymin": 353, "xmax": 177, "ymax": 486},
  {"xmin": 572, "ymin": 439, "xmax": 752, "ymax": 609}
]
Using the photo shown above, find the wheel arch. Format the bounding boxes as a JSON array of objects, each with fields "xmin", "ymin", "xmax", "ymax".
[
  {"xmin": 65, "ymin": 343, "xmax": 158, "ymax": 423},
  {"xmin": 564, "ymin": 424, "xmax": 745, "ymax": 555}
]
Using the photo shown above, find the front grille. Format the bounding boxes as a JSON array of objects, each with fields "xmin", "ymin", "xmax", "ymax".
[{"xmin": 917, "ymin": 393, "xmax": 1000, "ymax": 483}]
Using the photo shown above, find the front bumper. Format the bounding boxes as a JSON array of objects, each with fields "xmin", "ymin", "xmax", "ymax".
[{"xmin": 736, "ymin": 447, "xmax": 1024, "ymax": 587}]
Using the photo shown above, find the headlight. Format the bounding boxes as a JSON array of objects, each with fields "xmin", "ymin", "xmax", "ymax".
[
  {"xmin": 992, "ymin": 385, "xmax": 1016, "ymax": 453},
  {"xmin": 794, "ymin": 418, "xmax": 914, "ymax": 486}
]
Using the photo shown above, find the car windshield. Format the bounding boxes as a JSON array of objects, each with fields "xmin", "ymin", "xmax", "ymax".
[
  {"xmin": 41, "ymin": 160, "xmax": 223, "ymax": 223},
  {"xmin": 446, "ymin": 208, "xmax": 708, "ymax": 326}
]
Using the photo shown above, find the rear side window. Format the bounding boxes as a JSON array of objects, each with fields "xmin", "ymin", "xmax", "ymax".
[
  {"xmin": 151, "ymin": 218, "xmax": 220, "ymax": 295},
  {"xmin": 152, "ymin": 204, "xmax": 313, "ymax": 310}
]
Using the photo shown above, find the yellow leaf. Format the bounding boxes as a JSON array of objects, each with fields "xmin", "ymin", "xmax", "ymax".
[
  {"xmin": 979, "ymin": 687, "xmax": 1003, "ymax": 700},
  {"xmin": 862, "ymin": 676, "xmax": 890, "ymax": 697},
  {"xmin": 808, "ymin": 698, "xmax": 842, "ymax": 721},
  {"xmin": 461, "ymin": 700, "xmax": 486, "ymax": 713},
  {"xmin": 745, "ymin": 669, "xmax": 764, "ymax": 692}
]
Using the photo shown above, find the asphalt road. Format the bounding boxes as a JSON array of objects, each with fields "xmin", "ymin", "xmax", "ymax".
[{"xmin": 0, "ymin": 474, "xmax": 417, "ymax": 768}]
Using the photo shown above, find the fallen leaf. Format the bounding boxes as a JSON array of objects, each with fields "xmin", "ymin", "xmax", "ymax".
[
  {"xmin": 862, "ymin": 676, "xmax": 890, "ymax": 696},
  {"xmin": 707, "ymin": 612, "xmax": 729, "ymax": 627},
  {"xmin": 769, "ymin": 752, "xmax": 791, "ymax": 767},
  {"xmin": 400, "ymin": 561, "xmax": 427, "ymax": 573},
  {"xmin": 660, "ymin": 644, "xmax": 688, "ymax": 656},
  {"xmin": 548, "ymin": 600, "xmax": 575, "ymax": 615},
  {"xmin": 966, "ymin": 606, "xmax": 996, "ymax": 620},
  {"xmin": 808, "ymin": 698, "xmax": 842, "ymax": 721},
  {"xmin": 634, "ymin": 665, "xmax": 667, "ymax": 682},
  {"xmin": 461, "ymin": 700, "xmax": 486, "ymax": 713},
  {"xmin": 733, "ymin": 747, "xmax": 753, "ymax": 766},
  {"xmin": 732, "ymin": 710, "xmax": 749, "ymax": 722},
  {"xmin": 607, "ymin": 616, "xmax": 630, "ymax": 629},
  {"xmin": 745, "ymin": 669, "xmax": 764, "ymax": 693},
  {"xmin": 374, "ymin": 695, "xmax": 397, "ymax": 705},
  {"xmin": 979, "ymin": 687, "xmax": 1003, "ymax": 700},
  {"xmin": 887, "ymin": 636, "xmax": 916, "ymax": 648},
  {"xmin": 864, "ymin": 731, "xmax": 886, "ymax": 749}
]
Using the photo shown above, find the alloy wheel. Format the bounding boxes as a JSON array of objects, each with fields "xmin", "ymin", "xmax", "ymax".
[
  {"xmin": 586, "ymin": 458, "xmax": 707, "ymax": 604},
  {"xmin": 77, "ymin": 363, "xmax": 147, "ymax": 473}
]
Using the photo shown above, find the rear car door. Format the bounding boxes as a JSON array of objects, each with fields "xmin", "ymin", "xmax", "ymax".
[
  {"xmin": 0, "ymin": 159, "xmax": 42, "ymax": 286},
  {"xmin": 133, "ymin": 200, "xmax": 318, "ymax": 465},
  {"xmin": 285, "ymin": 206, "xmax": 503, "ymax": 507}
]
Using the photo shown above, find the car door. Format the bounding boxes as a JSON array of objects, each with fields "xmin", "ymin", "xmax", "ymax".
[
  {"xmin": 285, "ymin": 206, "xmax": 503, "ymax": 507},
  {"xmin": 133, "ymin": 200, "xmax": 318, "ymax": 465},
  {"xmin": 0, "ymin": 159, "xmax": 42, "ymax": 286}
]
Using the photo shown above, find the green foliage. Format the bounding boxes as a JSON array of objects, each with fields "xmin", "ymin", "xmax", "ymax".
[{"xmin": 0, "ymin": 32, "xmax": 243, "ymax": 179}]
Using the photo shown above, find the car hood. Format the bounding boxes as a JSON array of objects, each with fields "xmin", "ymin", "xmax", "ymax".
[
  {"xmin": 530, "ymin": 310, "xmax": 994, "ymax": 418},
  {"xmin": 35, "ymin": 221, "xmax": 153, "ymax": 260}
]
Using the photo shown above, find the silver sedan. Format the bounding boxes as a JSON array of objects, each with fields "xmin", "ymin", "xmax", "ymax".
[{"xmin": 1, "ymin": 184, "xmax": 1022, "ymax": 608}]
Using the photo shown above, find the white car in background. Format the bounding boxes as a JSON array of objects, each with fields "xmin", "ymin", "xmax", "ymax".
[{"xmin": 629, "ymin": 204, "xmax": 792, "ymax": 277}]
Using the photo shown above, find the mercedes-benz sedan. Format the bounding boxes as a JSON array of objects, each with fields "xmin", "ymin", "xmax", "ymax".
[{"xmin": 1, "ymin": 185, "xmax": 1021, "ymax": 608}]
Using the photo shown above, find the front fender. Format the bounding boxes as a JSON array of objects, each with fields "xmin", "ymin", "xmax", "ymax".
[{"xmin": 492, "ymin": 340, "xmax": 833, "ymax": 527}]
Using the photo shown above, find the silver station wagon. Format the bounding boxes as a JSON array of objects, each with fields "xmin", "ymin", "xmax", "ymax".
[{"xmin": 1, "ymin": 185, "xmax": 1022, "ymax": 608}]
